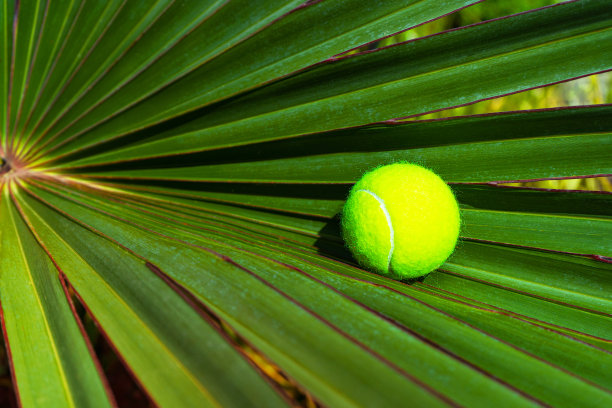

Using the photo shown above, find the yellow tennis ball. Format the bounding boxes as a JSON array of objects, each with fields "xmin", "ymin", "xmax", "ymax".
[{"xmin": 342, "ymin": 163, "xmax": 460, "ymax": 280}]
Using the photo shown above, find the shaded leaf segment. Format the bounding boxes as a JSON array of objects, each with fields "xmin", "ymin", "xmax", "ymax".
[
  {"xmin": 75, "ymin": 105, "xmax": 612, "ymax": 184},
  {"xmin": 51, "ymin": 0, "xmax": 612, "ymax": 167}
]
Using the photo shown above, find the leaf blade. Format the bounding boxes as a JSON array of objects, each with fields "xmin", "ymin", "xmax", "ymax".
[
  {"xmin": 55, "ymin": 1, "xmax": 612, "ymax": 166},
  {"xmin": 0, "ymin": 186, "xmax": 113, "ymax": 408},
  {"xmin": 16, "ymin": 187, "xmax": 288, "ymax": 408}
]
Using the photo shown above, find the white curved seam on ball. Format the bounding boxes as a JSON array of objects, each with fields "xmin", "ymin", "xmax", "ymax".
[{"xmin": 356, "ymin": 189, "xmax": 394, "ymax": 271}]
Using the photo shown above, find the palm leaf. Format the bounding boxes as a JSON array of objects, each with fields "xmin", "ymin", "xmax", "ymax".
[{"xmin": 1, "ymin": 0, "xmax": 611, "ymax": 407}]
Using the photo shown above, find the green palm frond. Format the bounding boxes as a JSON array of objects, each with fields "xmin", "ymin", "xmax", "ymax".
[{"xmin": 1, "ymin": 1, "xmax": 611, "ymax": 407}]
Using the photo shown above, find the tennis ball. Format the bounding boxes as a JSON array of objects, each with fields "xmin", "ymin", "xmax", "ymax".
[{"xmin": 342, "ymin": 163, "xmax": 460, "ymax": 280}]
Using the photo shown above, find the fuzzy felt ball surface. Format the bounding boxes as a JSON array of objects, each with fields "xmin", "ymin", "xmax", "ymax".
[{"xmin": 342, "ymin": 163, "xmax": 460, "ymax": 280}]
